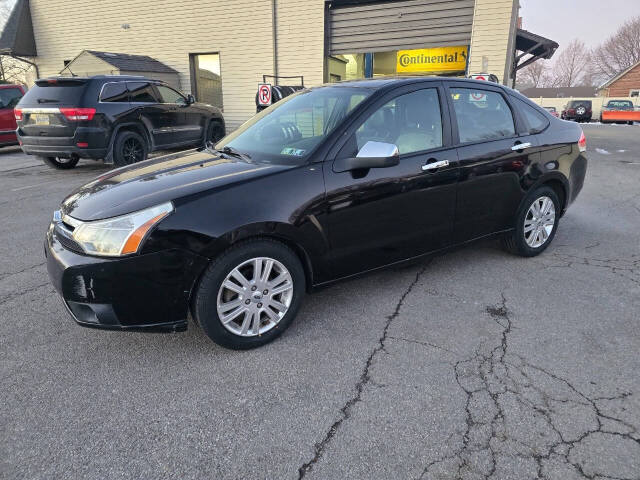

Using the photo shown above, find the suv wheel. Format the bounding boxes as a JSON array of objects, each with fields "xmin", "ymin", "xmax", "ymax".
[
  {"xmin": 502, "ymin": 186, "xmax": 560, "ymax": 257},
  {"xmin": 38, "ymin": 155, "xmax": 79, "ymax": 170},
  {"xmin": 192, "ymin": 239, "xmax": 305, "ymax": 350},
  {"xmin": 113, "ymin": 131, "xmax": 147, "ymax": 167}
]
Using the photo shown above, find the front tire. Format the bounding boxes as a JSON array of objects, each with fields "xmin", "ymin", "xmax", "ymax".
[
  {"xmin": 113, "ymin": 131, "xmax": 147, "ymax": 167},
  {"xmin": 502, "ymin": 186, "xmax": 560, "ymax": 257},
  {"xmin": 193, "ymin": 239, "xmax": 306, "ymax": 349},
  {"xmin": 39, "ymin": 155, "xmax": 79, "ymax": 169},
  {"xmin": 204, "ymin": 121, "xmax": 225, "ymax": 146}
]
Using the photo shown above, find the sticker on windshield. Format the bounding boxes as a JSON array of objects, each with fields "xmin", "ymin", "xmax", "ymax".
[{"xmin": 281, "ymin": 147, "xmax": 306, "ymax": 156}]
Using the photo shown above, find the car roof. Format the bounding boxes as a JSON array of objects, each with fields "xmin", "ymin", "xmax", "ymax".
[
  {"xmin": 35, "ymin": 75, "xmax": 167, "ymax": 84},
  {"xmin": 319, "ymin": 76, "xmax": 508, "ymax": 92}
]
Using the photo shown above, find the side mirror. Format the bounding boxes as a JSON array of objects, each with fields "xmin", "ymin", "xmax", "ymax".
[
  {"xmin": 333, "ymin": 141, "xmax": 399, "ymax": 173},
  {"xmin": 186, "ymin": 94, "xmax": 195, "ymax": 105}
]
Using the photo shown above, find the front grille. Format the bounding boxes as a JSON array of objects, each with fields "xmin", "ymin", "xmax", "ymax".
[{"xmin": 53, "ymin": 224, "xmax": 83, "ymax": 254}]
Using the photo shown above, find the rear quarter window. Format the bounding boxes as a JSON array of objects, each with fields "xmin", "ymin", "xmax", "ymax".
[
  {"xmin": 100, "ymin": 82, "xmax": 129, "ymax": 103},
  {"xmin": 513, "ymin": 97, "xmax": 549, "ymax": 134}
]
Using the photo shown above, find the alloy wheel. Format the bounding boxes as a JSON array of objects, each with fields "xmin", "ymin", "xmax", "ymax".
[
  {"xmin": 524, "ymin": 196, "xmax": 556, "ymax": 248},
  {"xmin": 216, "ymin": 257, "xmax": 294, "ymax": 337},
  {"xmin": 122, "ymin": 138, "xmax": 144, "ymax": 164}
]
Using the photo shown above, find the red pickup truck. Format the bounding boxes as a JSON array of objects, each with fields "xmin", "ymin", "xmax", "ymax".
[{"xmin": 0, "ymin": 84, "xmax": 26, "ymax": 146}]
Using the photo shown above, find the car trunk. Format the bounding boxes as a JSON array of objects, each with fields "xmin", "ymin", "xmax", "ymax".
[{"xmin": 17, "ymin": 78, "xmax": 90, "ymax": 138}]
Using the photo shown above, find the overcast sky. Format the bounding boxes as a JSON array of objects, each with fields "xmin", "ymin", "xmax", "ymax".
[{"xmin": 520, "ymin": 0, "xmax": 640, "ymax": 48}]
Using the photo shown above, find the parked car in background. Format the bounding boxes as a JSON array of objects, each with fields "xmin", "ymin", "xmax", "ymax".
[
  {"xmin": 15, "ymin": 76, "xmax": 225, "ymax": 169},
  {"xmin": 0, "ymin": 84, "xmax": 25, "ymax": 146},
  {"xmin": 45, "ymin": 77, "xmax": 587, "ymax": 349},
  {"xmin": 561, "ymin": 100, "xmax": 592, "ymax": 122},
  {"xmin": 543, "ymin": 106, "xmax": 559, "ymax": 117},
  {"xmin": 600, "ymin": 99, "xmax": 635, "ymax": 124}
]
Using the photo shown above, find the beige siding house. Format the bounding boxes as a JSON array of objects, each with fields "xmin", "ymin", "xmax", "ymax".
[{"xmin": 22, "ymin": 0, "xmax": 522, "ymax": 129}]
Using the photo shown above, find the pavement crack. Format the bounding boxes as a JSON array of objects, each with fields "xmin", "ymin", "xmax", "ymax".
[
  {"xmin": 0, "ymin": 261, "xmax": 46, "ymax": 280},
  {"xmin": 387, "ymin": 335, "xmax": 458, "ymax": 356},
  {"xmin": 417, "ymin": 292, "xmax": 639, "ymax": 480},
  {"xmin": 297, "ymin": 263, "xmax": 429, "ymax": 479},
  {"xmin": 0, "ymin": 282, "xmax": 52, "ymax": 306}
]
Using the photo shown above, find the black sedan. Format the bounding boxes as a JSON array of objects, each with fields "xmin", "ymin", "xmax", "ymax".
[{"xmin": 45, "ymin": 77, "xmax": 587, "ymax": 349}]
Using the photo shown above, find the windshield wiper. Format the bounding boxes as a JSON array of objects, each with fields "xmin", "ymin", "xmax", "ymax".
[
  {"xmin": 205, "ymin": 142, "xmax": 252, "ymax": 161},
  {"xmin": 222, "ymin": 146, "xmax": 251, "ymax": 160}
]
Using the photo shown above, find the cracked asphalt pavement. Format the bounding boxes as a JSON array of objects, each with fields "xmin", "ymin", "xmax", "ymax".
[{"xmin": 1, "ymin": 124, "xmax": 639, "ymax": 479}]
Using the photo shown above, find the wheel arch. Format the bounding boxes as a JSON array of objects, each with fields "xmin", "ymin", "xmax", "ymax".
[
  {"xmin": 541, "ymin": 178, "xmax": 567, "ymax": 214},
  {"xmin": 203, "ymin": 116, "xmax": 226, "ymax": 144},
  {"xmin": 522, "ymin": 172, "xmax": 570, "ymax": 216},
  {"xmin": 188, "ymin": 228, "xmax": 317, "ymax": 312},
  {"xmin": 104, "ymin": 122, "xmax": 153, "ymax": 164}
]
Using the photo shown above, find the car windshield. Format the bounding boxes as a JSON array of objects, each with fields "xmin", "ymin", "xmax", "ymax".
[
  {"xmin": 607, "ymin": 100, "xmax": 633, "ymax": 108},
  {"xmin": 216, "ymin": 86, "xmax": 371, "ymax": 164}
]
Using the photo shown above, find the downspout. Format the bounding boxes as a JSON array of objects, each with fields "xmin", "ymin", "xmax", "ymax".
[{"xmin": 271, "ymin": 0, "xmax": 278, "ymax": 82}]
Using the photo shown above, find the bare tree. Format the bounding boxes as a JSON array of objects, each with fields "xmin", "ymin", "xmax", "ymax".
[
  {"xmin": 518, "ymin": 61, "xmax": 549, "ymax": 88},
  {"xmin": 592, "ymin": 16, "xmax": 640, "ymax": 79},
  {"xmin": 0, "ymin": 0, "xmax": 33, "ymax": 84},
  {"xmin": 549, "ymin": 39, "xmax": 592, "ymax": 87}
]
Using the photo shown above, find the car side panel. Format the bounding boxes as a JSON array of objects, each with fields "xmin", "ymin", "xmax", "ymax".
[{"xmin": 142, "ymin": 164, "xmax": 332, "ymax": 285}]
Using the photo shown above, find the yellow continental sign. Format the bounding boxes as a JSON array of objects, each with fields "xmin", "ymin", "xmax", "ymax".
[{"xmin": 397, "ymin": 46, "xmax": 469, "ymax": 73}]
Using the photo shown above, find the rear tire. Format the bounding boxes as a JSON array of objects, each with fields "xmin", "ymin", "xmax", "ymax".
[
  {"xmin": 502, "ymin": 186, "xmax": 560, "ymax": 257},
  {"xmin": 39, "ymin": 155, "xmax": 79, "ymax": 169},
  {"xmin": 193, "ymin": 238, "xmax": 306, "ymax": 349},
  {"xmin": 113, "ymin": 131, "xmax": 147, "ymax": 167}
]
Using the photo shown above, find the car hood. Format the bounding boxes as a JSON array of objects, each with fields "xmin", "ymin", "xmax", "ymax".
[{"xmin": 61, "ymin": 149, "xmax": 295, "ymax": 221}]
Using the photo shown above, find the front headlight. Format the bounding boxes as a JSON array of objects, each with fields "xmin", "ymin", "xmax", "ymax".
[{"xmin": 71, "ymin": 202, "xmax": 173, "ymax": 257}]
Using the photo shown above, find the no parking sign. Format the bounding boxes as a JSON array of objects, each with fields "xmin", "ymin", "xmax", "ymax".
[
  {"xmin": 470, "ymin": 90, "xmax": 487, "ymax": 102},
  {"xmin": 258, "ymin": 83, "xmax": 272, "ymax": 106}
]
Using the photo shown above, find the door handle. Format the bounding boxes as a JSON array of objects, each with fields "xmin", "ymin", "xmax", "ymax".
[
  {"xmin": 421, "ymin": 160, "xmax": 449, "ymax": 171},
  {"xmin": 512, "ymin": 142, "xmax": 532, "ymax": 151}
]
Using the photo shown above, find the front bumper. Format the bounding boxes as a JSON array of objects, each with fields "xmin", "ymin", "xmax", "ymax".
[{"xmin": 45, "ymin": 224, "xmax": 209, "ymax": 332}]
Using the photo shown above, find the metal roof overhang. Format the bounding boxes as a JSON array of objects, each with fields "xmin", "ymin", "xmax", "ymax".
[
  {"xmin": 513, "ymin": 28, "xmax": 558, "ymax": 73},
  {"xmin": 0, "ymin": 0, "xmax": 37, "ymax": 57}
]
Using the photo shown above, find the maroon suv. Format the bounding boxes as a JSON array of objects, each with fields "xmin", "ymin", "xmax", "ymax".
[{"xmin": 0, "ymin": 84, "xmax": 25, "ymax": 146}]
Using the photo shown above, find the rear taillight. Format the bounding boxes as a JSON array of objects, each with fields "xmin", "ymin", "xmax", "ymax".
[
  {"xmin": 59, "ymin": 107, "xmax": 96, "ymax": 121},
  {"xmin": 14, "ymin": 108, "xmax": 23, "ymax": 121},
  {"xmin": 578, "ymin": 130, "xmax": 586, "ymax": 152}
]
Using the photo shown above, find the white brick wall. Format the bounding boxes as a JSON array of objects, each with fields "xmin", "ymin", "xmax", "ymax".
[{"xmin": 29, "ymin": 0, "xmax": 326, "ymax": 129}]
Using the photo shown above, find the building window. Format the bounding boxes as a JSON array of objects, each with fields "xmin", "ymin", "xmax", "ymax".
[
  {"xmin": 189, "ymin": 53, "xmax": 223, "ymax": 109},
  {"xmin": 630, "ymin": 90, "xmax": 639, "ymax": 98}
]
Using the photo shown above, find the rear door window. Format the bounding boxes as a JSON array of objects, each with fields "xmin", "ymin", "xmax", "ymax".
[
  {"xmin": 450, "ymin": 88, "xmax": 515, "ymax": 143},
  {"xmin": 513, "ymin": 97, "xmax": 549, "ymax": 134},
  {"xmin": 0, "ymin": 88, "xmax": 24, "ymax": 109},
  {"xmin": 127, "ymin": 82, "xmax": 159, "ymax": 103},
  {"xmin": 100, "ymin": 82, "xmax": 129, "ymax": 103}
]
